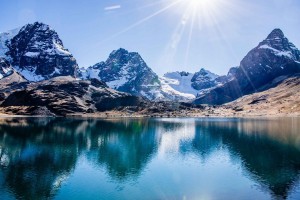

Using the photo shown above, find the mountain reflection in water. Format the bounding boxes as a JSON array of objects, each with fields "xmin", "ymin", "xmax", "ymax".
[{"xmin": 0, "ymin": 117, "xmax": 299, "ymax": 200}]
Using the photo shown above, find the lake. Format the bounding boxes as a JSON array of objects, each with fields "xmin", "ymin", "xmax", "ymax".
[{"xmin": 0, "ymin": 117, "xmax": 299, "ymax": 200}]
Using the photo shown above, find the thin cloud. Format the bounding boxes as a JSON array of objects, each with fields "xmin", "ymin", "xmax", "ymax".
[{"xmin": 104, "ymin": 5, "xmax": 121, "ymax": 11}]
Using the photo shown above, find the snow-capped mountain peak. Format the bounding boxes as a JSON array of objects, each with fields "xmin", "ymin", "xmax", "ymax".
[
  {"xmin": 256, "ymin": 28, "xmax": 300, "ymax": 60},
  {"xmin": 82, "ymin": 48, "xmax": 163, "ymax": 100},
  {"xmin": 159, "ymin": 68, "xmax": 226, "ymax": 101},
  {"xmin": 194, "ymin": 28, "xmax": 300, "ymax": 105},
  {"xmin": 4, "ymin": 22, "xmax": 78, "ymax": 81}
]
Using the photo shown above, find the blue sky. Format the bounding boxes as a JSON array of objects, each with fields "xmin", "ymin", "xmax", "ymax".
[{"xmin": 1, "ymin": 0, "xmax": 300, "ymax": 75}]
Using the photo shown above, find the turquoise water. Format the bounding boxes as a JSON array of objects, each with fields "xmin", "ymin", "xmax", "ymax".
[{"xmin": 0, "ymin": 117, "xmax": 299, "ymax": 200}]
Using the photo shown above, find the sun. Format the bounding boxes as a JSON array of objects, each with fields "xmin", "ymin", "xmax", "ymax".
[
  {"xmin": 166, "ymin": 0, "xmax": 222, "ymax": 22},
  {"xmin": 157, "ymin": 0, "xmax": 233, "ymax": 67}
]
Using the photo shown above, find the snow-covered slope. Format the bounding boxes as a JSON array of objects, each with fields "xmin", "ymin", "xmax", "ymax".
[
  {"xmin": 161, "ymin": 72, "xmax": 199, "ymax": 95},
  {"xmin": 0, "ymin": 27, "xmax": 20, "ymax": 59},
  {"xmin": 160, "ymin": 71, "xmax": 198, "ymax": 100}
]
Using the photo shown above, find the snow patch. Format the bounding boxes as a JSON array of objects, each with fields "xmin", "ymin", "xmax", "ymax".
[
  {"xmin": 160, "ymin": 72, "xmax": 199, "ymax": 95},
  {"xmin": 54, "ymin": 67, "xmax": 61, "ymax": 74},
  {"xmin": 82, "ymin": 67, "xmax": 100, "ymax": 80},
  {"xmin": 53, "ymin": 41, "xmax": 71, "ymax": 56},
  {"xmin": 24, "ymin": 52, "xmax": 40, "ymax": 57},
  {"xmin": 259, "ymin": 44, "xmax": 293, "ymax": 59},
  {"xmin": 107, "ymin": 76, "xmax": 128, "ymax": 89},
  {"xmin": 0, "ymin": 27, "xmax": 21, "ymax": 58},
  {"xmin": 15, "ymin": 67, "xmax": 44, "ymax": 82}
]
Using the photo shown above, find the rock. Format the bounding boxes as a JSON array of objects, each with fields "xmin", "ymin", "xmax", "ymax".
[
  {"xmin": 191, "ymin": 68, "xmax": 220, "ymax": 90},
  {"xmin": 5, "ymin": 22, "xmax": 79, "ymax": 81},
  {"xmin": 1, "ymin": 76, "xmax": 147, "ymax": 116}
]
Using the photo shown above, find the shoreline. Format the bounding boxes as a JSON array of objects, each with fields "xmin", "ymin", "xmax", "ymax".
[{"xmin": 0, "ymin": 111, "xmax": 299, "ymax": 119}]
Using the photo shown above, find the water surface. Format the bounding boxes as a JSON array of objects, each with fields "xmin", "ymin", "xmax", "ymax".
[{"xmin": 0, "ymin": 117, "xmax": 299, "ymax": 200}]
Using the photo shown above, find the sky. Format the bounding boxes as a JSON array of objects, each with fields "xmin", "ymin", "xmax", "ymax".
[{"xmin": 0, "ymin": 0, "xmax": 300, "ymax": 75}]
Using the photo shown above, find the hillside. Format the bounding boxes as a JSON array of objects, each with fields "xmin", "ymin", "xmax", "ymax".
[{"xmin": 216, "ymin": 75, "xmax": 300, "ymax": 116}]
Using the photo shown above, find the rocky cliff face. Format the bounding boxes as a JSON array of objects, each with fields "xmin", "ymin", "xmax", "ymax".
[
  {"xmin": 236, "ymin": 28, "xmax": 300, "ymax": 93},
  {"xmin": 82, "ymin": 48, "xmax": 163, "ymax": 100},
  {"xmin": 1, "ymin": 76, "xmax": 147, "ymax": 116},
  {"xmin": 191, "ymin": 68, "xmax": 221, "ymax": 90},
  {"xmin": 194, "ymin": 29, "xmax": 300, "ymax": 105},
  {"xmin": 3, "ymin": 22, "xmax": 78, "ymax": 81}
]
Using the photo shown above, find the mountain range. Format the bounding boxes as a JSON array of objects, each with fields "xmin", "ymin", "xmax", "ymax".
[{"xmin": 0, "ymin": 22, "xmax": 299, "ymax": 116}]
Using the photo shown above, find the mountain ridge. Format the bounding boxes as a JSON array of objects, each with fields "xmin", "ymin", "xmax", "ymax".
[{"xmin": 0, "ymin": 22, "xmax": 299, "ymax": 116}]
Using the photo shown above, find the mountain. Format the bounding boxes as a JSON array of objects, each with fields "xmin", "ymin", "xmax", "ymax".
[
  {"xmin": 194, "ymin": 28, "xmax": 300, "ymax": 105},
  {"xmin": 2, "ymin": 22, "xmax": 78, "ymax": 81},
  {"xmin": 159, "ymin": 68, "xmax": 226, "ymax": 101},
  {"xmin": 82, "ymin": 48, "xmax": 164, "ymax": 100}
]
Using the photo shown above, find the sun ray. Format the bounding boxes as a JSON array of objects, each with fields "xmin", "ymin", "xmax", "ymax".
[
  {"xmin": 184, "ymin": 4, "xmax": 196, "ymax": 68},
  {"xmin": 98, "ymin": 0, "xmax": 182, "ymax": 44},
  {"xmin": 159, "ymin": 4, "xmax": 193, "ymax": 69},
  {"xmin": 116, "ymin": 0, "xmax": 173, "ymax": 17}
]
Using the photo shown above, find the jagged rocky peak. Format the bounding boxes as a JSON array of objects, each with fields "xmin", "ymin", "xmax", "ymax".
[
  {"xmin": 84, "ymin": 48, "xmax": 163, "ymax": 100},
  {"xmin": 266, "ymin": 28, "xmax": 285, "ymax": 39},
  {"xmin": 109, "ymin": 48, "xmax": 132, "ymax": 60},
  {"xmin": 257, "ymin": 28, "xmax": 300, "ymax": 56},
  {"xmin": 179, "ymin": 71, "xmax": 190, "ymax": 76},
  {"xmin": 192, "ymin": 68, "xmax": 219, "ymax": 80},
  {"xmin": 238, "ymin": 28, "xmax": 300, "ymax": 91},
  {"xmin": 5, "ymin": 22, "xmax": 79, "ymax": 81},
  {"xmin": 191, "ymin": 68, "xmax": 220, "ymax": 90}
]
